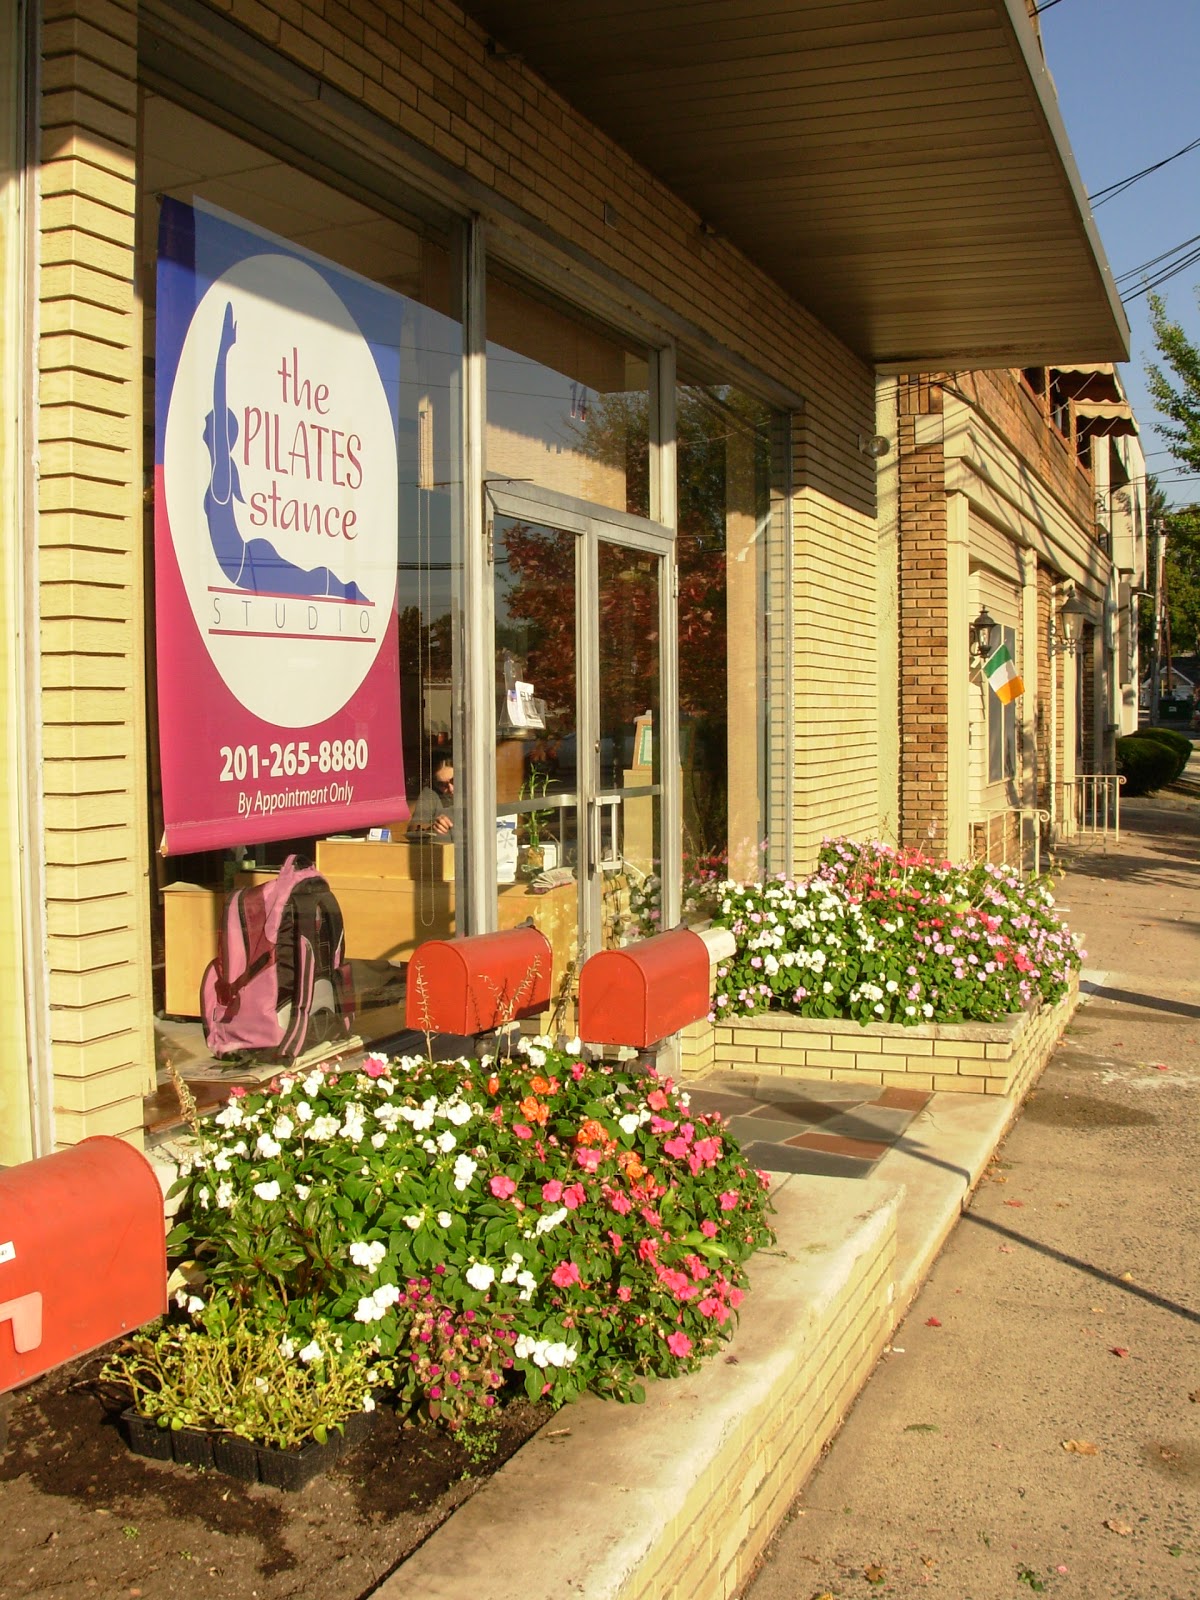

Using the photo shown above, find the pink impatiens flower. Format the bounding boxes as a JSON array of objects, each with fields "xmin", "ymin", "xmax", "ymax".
[
  {"xmin": 700, "ymin": 1220, "xmax": 719, "ymax": 1238},
  {"xmin": 718, "ymin": 1190, "xmax": 739, "ymax": 1211},
  {"xmin": 490, "ymin": 1174, "xmax": 517, "ymax": 1200},
  {"xmin": 562, "ymin": 1182, "xmax": 586, "ymax": 1210},
  {"xmin": 551, "ymin": 1261, "xmax": 581, "ymax": 1288},
  {"xmin": 666, "ymin": 1331, "xmax": 692, "ymax": 1358},
  {"xmin": 512, "ymin": 1123, "xmax": 533, "ymax": 1140},
  {"xmin": 646, "ymin": 1089, "xmax": 669, "ymax": 1111},
  {"xmin": 541, "ymin": 1179, "xmax": 564, "ymax": 1203}
]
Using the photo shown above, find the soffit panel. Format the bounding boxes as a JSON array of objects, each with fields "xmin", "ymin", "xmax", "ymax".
[{"xmin": 460, "ymin": 0, "xmax": 1129, "ymax": 370}]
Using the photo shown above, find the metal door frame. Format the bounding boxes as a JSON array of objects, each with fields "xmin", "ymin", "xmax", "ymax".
[{"xmin": 486, "ymin": 482, "xmax": 675, "ymax": 967}]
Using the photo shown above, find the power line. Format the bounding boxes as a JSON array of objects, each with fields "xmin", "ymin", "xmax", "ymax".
[
  {"xmin": 1115, "ymin": 231, "xmax": 1200, "ymax": 287},
  {"xmin": 1123, "ymin": 242, "xmax": 1200, "ymax": 301},
  {"xmin": 1090, "ymin": 134, "xmax": 1200, "ymax": 208},
  {"xmin": 1032, "ymin": 0, "xmax": 1067, "ymax": 14}
]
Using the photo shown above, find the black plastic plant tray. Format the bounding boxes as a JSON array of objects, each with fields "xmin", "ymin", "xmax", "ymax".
[
  {"xmin": 120, "ymin": 1409, "xmax": 174, "ymax": 1462},
  {"xmin": 255, "ymin": 1434, "xmax": 340, "ymax": 1491}
]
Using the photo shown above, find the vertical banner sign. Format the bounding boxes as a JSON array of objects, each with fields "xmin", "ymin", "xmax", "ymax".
[{"xmin": 154, "ymin": 199, "xmax": 408, "ymax": 854}]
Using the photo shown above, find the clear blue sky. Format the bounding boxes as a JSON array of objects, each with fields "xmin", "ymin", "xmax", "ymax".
[{"xmin": 1042, "ymin": 0, "xmax": 1199, "ymax": 507}]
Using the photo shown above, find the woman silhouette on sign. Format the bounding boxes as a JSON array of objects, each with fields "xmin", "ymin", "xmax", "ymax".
[{"xmin": 202, "ymin": 302, "xmax": 367, "ymax": 603}]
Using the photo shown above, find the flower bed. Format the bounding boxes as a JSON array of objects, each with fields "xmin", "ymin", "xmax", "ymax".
[
  {"xmin": 709, "ymin": 839, "xmax": 1082, "ymax": 1027},
  {"xmin": 110, "ymin": 1040, "xmax": 773, "ymax": 1460}
]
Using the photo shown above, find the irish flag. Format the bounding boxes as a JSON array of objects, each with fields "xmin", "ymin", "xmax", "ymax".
[{"xmin": 984, "ymin": 641, "xmax": 1024, "ymax": 703}]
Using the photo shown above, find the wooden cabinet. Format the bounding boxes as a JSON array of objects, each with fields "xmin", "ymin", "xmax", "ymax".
[{"xmin": 316, "ymin": 840, "xmax": 455, "ymax": 962}]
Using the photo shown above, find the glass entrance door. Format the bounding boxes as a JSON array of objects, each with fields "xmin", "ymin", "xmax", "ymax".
[{"xmin": 492, "ymin": 499, "xmax": 666, "ymax": 1018}]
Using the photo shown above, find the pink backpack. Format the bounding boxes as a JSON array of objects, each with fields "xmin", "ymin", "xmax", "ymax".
[{"xmin": 200, "ymin": 855, "xmax": 353, "ymax": 1061}]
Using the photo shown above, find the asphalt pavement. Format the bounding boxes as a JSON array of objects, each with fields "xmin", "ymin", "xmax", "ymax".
[{"xmin": 741, "ymin": 784, "xmax": 1200, "ymax": 1600}]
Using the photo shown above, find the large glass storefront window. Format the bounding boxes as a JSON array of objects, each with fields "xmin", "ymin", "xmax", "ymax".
[
  {"xmin": 141, "ymin": 96, "xmax": 464, "ymax": 1076},
  {"xmin": 675, "ymin": 379, "xmax": 785, "ymax": 897},
  {"xmin": 485, "ymin": 270, "xmax": 651, "ymax": 518}
]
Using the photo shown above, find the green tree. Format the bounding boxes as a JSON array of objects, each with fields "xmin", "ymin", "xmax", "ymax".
[
  {"xmin": 1146, "ymin": 291, "xmax": 1200, "ymax": 475},
  {"xmin": 1163, "ymin": 503, "xmax": 1200, "ymax": 659}
]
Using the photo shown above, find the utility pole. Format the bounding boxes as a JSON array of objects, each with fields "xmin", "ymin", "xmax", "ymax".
[{"xmin": 1149, "ymin": 516, "xmax": 1166, "ymax": 724}]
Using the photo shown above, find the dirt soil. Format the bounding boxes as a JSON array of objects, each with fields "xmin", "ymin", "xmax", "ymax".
[{"xmin": 0, "ymin": 1351, "xmax": 550, "ymax": 1600}]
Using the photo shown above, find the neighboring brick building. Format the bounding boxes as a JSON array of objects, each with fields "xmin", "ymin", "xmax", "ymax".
[
  {"xmin": 0, "ymin": 0, "xmax": 1130, "ymax": 1158},
  {"xmin": 885, "ymin": 366, "xmax": 1144, "ymax": 866}
]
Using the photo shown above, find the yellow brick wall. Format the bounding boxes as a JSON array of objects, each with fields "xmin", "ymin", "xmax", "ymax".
[
  {"xmin": 696, "ymin": 979, "xmax": 1078, "ymax": 1097},
  {"xmin": 39, "ymin": 0, "xmax": 153, "ymax": 1146},
  {"xmin": 1, "ymin": 0, "xmax": 35, "ymax": 1164}
]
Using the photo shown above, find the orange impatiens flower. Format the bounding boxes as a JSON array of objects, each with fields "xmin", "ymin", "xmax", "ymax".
[
  {"xmin": 529, "ymin": 1074, "xmax": 554, "ymax": 1096},
  {"xmin": 574, "ymin": 1118, "xmax": 611, "ymax": 1149},
  {"xmin": 618, "ymin": 1150, "xmax": 646, "ymax": 1182},
  {"xmin": 485, "ymin": 1075, "xmax": 500, "ymax": 1096},
  {"xmin": 520, "ymin": 1095, "xmax": 549, "ymax": 1125}
]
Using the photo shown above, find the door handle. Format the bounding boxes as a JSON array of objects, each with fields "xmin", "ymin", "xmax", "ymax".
[{"xmin": 587, "ymin": 798, "xmax": 601, "ymax": 873}]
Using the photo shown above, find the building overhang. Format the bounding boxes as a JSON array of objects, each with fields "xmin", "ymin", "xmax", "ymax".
[{"xmin": 461, "ymin": 0, "xmax": 1129, "ymax": 373}]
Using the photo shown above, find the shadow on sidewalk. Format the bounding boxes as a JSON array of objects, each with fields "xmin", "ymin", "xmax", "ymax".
[{"xmin": 962, "ymin": 1211, "xmax": 1200, "ymax": 1326}]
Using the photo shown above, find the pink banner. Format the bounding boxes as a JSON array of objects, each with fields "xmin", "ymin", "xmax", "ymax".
[{"xmin": 154, "ymin": 200, "xmax": 408, "ymax": 854}]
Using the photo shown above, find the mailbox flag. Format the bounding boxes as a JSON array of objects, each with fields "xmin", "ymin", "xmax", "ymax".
[{"xmin": 983, "ymin": 641, "xmax": 1024, "ymax": 704}]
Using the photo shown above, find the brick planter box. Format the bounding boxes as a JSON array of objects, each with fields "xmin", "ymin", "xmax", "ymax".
[{"xmin": 681, "ymin": 975, "xmax": 1078, "ymax": 1098}]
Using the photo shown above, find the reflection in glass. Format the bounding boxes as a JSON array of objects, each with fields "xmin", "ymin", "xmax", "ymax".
[
  {"xmin": 486, "ymin": 272, "xmax": 650, "ymax": 518},
  {"xmin": 597, "ymin": 543, "xmax": 661, "ymax": 951},
  {"xmin": 493, "ymin": 517, "xmax": 580, "ymax": 1005},
  {"xmin": 676, "ymin": 382, "xmax": 780, "ymax": 897}
]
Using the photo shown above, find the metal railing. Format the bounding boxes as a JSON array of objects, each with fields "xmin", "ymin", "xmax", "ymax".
[
  {"xmin": 970, "ymin": 807, "xmax": 1051, "ymax": 877},
  {"xmin": 1054, "ymin": 773, "xmax": 1123, "ymax": 846}
]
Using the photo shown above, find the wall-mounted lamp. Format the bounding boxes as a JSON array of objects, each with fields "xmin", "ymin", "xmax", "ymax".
[
  {"xmin": 1049, "ymin": 589, "xmax": 1089, "ymax": 656},
  {"xmin": 969, "ymin": 606, "xmax": 999, "ymax": 665},
  {"xmin": 857, "ymin": 433, "xmax": 891, "ymax": 459}
]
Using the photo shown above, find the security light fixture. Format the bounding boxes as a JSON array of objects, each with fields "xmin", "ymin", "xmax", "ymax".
[
  {"xmin": 857, "ymin": 433, "xmax": 891, "ymax": 459},
  {"xmin": 969, "ymin": 606, "xmax": 999, "ymax": 664}
]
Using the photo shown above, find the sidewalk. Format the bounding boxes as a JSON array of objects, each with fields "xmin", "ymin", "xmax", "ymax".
[
  {"xmin": 741, "ymin": 791, "xmax": 1200, "ymax": 1600},
  {"xmin": 381, "ymin": 813, "xmax": 1184, "ymax": 1600}
]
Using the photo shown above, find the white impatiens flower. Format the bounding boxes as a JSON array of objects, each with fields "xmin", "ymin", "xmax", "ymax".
[
  {"xmin": 443, "ymin": 1099, "xmax": 473, "ymax": 1126},
  {"xmin": 253, "ymin": 1179, "xmax": 281, "ymax": 1202},
  {"xmin": 302, "ymin": 1070, "xmax": 324, "ymax": 1096},
  {"xmin": 214, "ymin": 1101, "xmax": 244, "ymax": 1129},
  {"xmin": 465, "ymin": 1262, "xmax": 495, "ymax": 1292},
  {"xmin": 354, "ymin": 1295, "xmax": 382, "ymax": 1324},
  {"xmin": 515, "ymin": 1270, "xmax": 537, "ymax": 1301},
  {"xmin": 371, "ymin": 1131, "xmax": 388, "ymax": 1150},
  {"xmin": 298, "ymin": 1340, "xmax": 324, "ymax": 1364},
  {"xmin": 436, "ymin": 1130, "xmax": 458, "ymax": 1154},
  {"xmin": 273, "ymin": 1115, "xmax": 295, "ymax": 1141},
  {"xmin": 535, "ymin": 1205, "xmax": 568, "ymax": 1236},
  {"xmin": 514, "ymin": 1334, "xmax": 577, "ymax": 1369},
  {"xmin": 279, "ymin": 1335, "xmax": 296, "ymax": 1359},
  {"xmin": 256, "ymin": 1133, "xmax": 282, "ymax": 1159},
  {"xmin": 618, "ymin": 1112, "xmax": 642, "ymax": 1135},
  {"xmin": 294, "ymin": 1101, "xmax": 313, "ymax": 1123},
  {"xmin": 308, "ymin": 1115, "xmax": 339, "ymax": 1140},
  {"xmin": 404, "ymin": 1213, "xmax": 423, "ymax": 1230},
  {"xmin": 453, "ymin": 1154, "xmax": 478, "ymax": 1191},
  {"xmin": 215, "ymin": 1180, "xmax": 235, "ymax": 1210},
  {"xmin": 349, "ymin": 1240, "xmax": 387, "ymax": 1272},
  {"xmin": 500, "ymin": 1251, "xmax": 525, "ymax": 1283},
  {"xmin": 436, "ymin": 1211, "xmax": 453, "ymax": 1229},
  {"xmin": 294, "ymin": 1183, "xmax": 311, "ymax": 1201}
]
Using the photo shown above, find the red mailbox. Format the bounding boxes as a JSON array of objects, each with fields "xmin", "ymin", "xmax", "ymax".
[
  {"xmin": 578, "ymin": 928, "xmax": 711, "ymax": 1048},
  {"xmin": 0, "ymin": 1137, "xmax": 168, "ymax": 1393},
  {"xmin": 406, "ymin": 926, "xmax": 553, "ymax": 1035}
]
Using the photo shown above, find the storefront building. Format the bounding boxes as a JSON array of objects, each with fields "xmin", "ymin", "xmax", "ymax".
[{"xmin": 2, "ymin": 0, "xmax": 1129, "ymax": 1160}]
